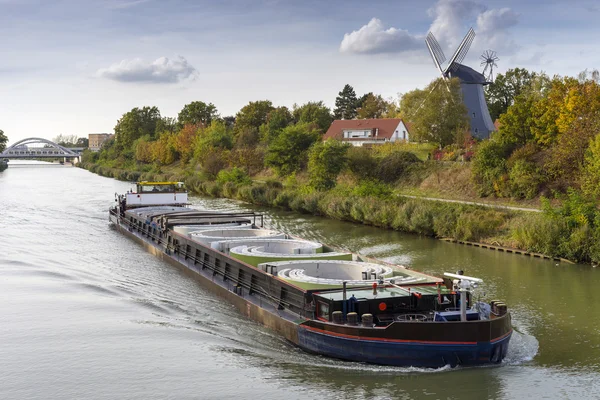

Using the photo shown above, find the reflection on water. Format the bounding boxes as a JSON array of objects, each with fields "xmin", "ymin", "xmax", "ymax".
[{"xmin": 0, "ymin": 162, "xmax": 599, "ymax": 399}]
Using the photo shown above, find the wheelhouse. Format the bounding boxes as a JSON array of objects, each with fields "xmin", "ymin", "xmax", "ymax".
[{"xmin": 122, "ymin": 181, "xmax": 188, "ymax": 209}]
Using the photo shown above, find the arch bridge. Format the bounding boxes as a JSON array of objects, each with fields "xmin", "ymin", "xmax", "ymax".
[{"xmin": 0, "ymin": 137, "xmax": 82, "ymax": 163}]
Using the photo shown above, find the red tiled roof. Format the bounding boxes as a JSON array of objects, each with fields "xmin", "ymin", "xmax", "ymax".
[{"xmin": 323, "ymin": 118, "xmax": 407, "ymax": 140}]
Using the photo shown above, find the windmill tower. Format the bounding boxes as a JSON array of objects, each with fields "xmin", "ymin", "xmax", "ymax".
[{"xmin": 425, "ymin": 28, "xmax": 496, "ymax": 139}]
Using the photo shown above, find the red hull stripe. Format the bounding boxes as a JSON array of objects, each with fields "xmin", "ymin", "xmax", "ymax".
[
  {"xmin": 300, "ymin": 325, "xmax": 483, "ymax": 345},
  {"xmin": 490, "ymin": 329, "xmax": 513, "ymax": 343}
]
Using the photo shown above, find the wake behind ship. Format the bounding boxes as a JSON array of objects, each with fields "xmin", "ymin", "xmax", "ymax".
[{"xmin": 109, "ymin": 181, "xmax": 512, "ymax": 368}]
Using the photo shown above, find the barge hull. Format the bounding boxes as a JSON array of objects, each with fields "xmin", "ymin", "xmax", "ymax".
[{"xmin": 298, "ymin": 326, "xmax": 511, "ymax": 368}]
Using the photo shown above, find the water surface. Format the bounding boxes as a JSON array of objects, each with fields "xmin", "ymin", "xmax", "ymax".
[{"xmin": 1, "ymin": 162, "xmax": 598, "ymax": 399}]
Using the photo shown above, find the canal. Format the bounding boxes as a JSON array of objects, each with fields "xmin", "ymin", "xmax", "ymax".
[{"xmin": 1, "ymin": 163, "xmax": 599, "ymax": 399}]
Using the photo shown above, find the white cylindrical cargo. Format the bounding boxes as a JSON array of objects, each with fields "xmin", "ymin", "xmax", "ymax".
[{"xmin": 190, "ymin": 228, "xmax": 286, "ymax": 247}]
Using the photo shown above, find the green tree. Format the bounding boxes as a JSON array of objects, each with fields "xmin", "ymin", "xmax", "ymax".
[
  {"xmin": 403, "ymin": 78, "xmax": 469, "ymax": 147},
  {"xmin": 486, "ymin": 68, "xmax": 536, "ymax": 121},
  {"xmin": 178, "ymin": 101, "xmax": 219, "ymax": 127},
  {"xmin": 193, "ymin": 120, "xmax": 234, "ymax": 163},
  {"xmin": 333, "ymin": 84, "xmax": 358, "ymax": 120},
  {"xmin": 357, "ymin": 93, "xmax": 389, "ymax": 119},
  {"xmin": 259, "ymin": 106, "xmax": 293, "ymax": 143},
  {"xmin": 582, "ymin": 134, "xmax": 600, "ymax": 199},
  {"xmin": 53, "ymin": 134, "xmax": 78, "ymax": 147},
  {"xmin": 0, "ymin": 129, "xmax": 8, "ymax": 153},
  {"xmin": 234, "ymin": 100, "xmax": 274, "ymax": 133},
  {"xmin": 292, "ymin": 101, "xmax": 333, "ymax": 133},
  {"xmin": 114, "ymin": 106, "xmax": 162, "ymax": 151},
  {"xmin": 265, "ymin": 123, "xmax": 320, "ymax": 176},
  {"xmin": 471, "ymin": 139, "xmax": 514, "ymax": 197},
  {"xmin": 151, "ymin": 131, "xmax": 178, "ymax": 165},
  {"xmin": 308, "ymin": 139, "xmax": 350, "ymax": 190},
  {"xmin": 76, "ymin": 137, "xmax": 89, "ymax": 147}
]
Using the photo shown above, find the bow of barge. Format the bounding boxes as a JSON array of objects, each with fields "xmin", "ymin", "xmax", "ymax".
[{"xmin": 109, "ymin": 182, "xmax": 512, "ymax": 368}]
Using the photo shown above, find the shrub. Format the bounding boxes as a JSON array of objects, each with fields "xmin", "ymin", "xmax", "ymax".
[
  {"xmin": 346, "ymin": 147, "xmax": 378, "ymax": 179},
  {"xmin": 471, "ymin": 140, "xmax": 513, "ymax": 197},
  {"xmin": 308, "ymin": 140, "xmax": 350, "ymax": 190},
  {"xmin": 264, "ymin": 178, "xmax": 283, "ymax": 189},
  {"xmin": 375, "ymin": 151, "xmax": 421, "ymax": 183},
  {"xmin": 454, "ymin": 209, "xmax": 505, "ymax": 241},
  {"xmin": 508, "ymin": 159, "xmax": 543, "ymax": 199},
  {"xmin": 202, "ymin": 150, "xmax": 229, "ymax": 178},
  {"xmin": 351, "ymin": 180, "xmax": 392, "ymax": 199},
  {"xmin": 216, "ymin": 167, "xmax": 252, "ymax": 185}
]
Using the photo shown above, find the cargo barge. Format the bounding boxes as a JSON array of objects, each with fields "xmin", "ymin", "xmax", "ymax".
[{"xmin": 109, "ymin": 182, "xmax": 512, "ymax": 368}]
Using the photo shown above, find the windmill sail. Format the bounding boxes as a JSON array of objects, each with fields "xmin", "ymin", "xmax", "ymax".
[
  {"xmin": 425, "ymin": 32, "xmax": 447, "ymax": 75},
  {"xmin": 445, "ymin": 28, "xmax": 475, "ymax": 74}
]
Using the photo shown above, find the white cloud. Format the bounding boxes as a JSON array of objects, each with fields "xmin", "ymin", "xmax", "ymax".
[
  {"xmin": 339, "ymin": 18, "xmax": 422, "ymax": 54},
  {"xmin": 340, "ymin": 0, "xmax": 520, "ymax": 57},
  {"xmin": 428, "ymin": 0, "xmax": 485, "ymax": 48},
  {"xmin": 475, "ymin": 8, "xmax": 520, "ymax": 53},
  {"xmin": 96, "ymin": 56, "xmax": 197, "ymax": 84}
]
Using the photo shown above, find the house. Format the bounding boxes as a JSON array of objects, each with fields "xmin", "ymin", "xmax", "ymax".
[
  {"xmin": 88, "ymin": 133, "xmax": 113, "ymax": 152},
  {"xmin": 323, "ymin": 119, "xmax": 411, "ymax": 146}
]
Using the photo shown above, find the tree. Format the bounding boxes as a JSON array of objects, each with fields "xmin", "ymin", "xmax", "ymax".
[
  {"xmin": 486, "ymin": 68, "xmax": 536, "ymax": 121},
  {"xmin": 76, "ymin": 137, "xmax": 89, "ymax": 147},
  {"xmin": 264, "ymin": 123, "xmax": 320, "ymax": 176},
  {"xmin": 156, "ymin": 117, "xmax": 177, "ymax": 134},
  {"xmin": 308, "ymin": 139, "xmax": 350, "ymax": 190},
  {"xmin": 494, "ymin": 73, "xmax": 550, "ymax": 146},
  {"xmin": 0, "ymin": 129, "xmax": 7, "ymax": 153},
  {"xmin": 333, "ymin": 84, "xmax": 358, "ymax": 120},
  {"xmin": 582, "ymin": 134, "xmax": 600, "ymax": 199},
  {"xmin": 259, "ymin": 106, "xmax": 293, "ymax": 143},
  {"xmin": 193, "ymin": 120, "xmax": 234, "ymax": 163},
  {"xmin": 175, "ymin": 124, "xmax": 201, "ymax": 163},
  {"xmin": 221, "ymin": 116, "xmax": 236, "ymax": 129},
  {"xmin": 403, "ymin": 78, "xmax": 469, "ymax": 147},
  {"xmin": 53, "ymin": 134, "xmax": 78, "ymax": 146},
  {"xmin": 357, "ymin": 93, "xmax": 389, "ymax": 119},
  {"xmin": 292, "ymin": 101, "xmax": 333, "ymax": 133},
  {"xmin": 134, "ymin": 135, "xmax": 153, "ymax": 163},
  {"xmin": 114, "ymin": 106, "xmax": 161, "ymax": 150},
  {"xmin": 234, "ymin": 100, "xmax": 274, "ymax": 133},
  {"xmin": 151, "ymin": 132, "xmax": 178, "ymax": 165},
  {"xmin": 178, "ymin": 101, "xmax": 219, "ymax": 127}
]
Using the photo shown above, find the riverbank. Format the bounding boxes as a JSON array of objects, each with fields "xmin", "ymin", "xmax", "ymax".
[{"xmin": 79, "ymin": 161, "xmax": 600, "ymax": 265}]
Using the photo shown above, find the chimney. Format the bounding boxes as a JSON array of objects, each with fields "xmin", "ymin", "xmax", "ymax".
[{"xmin": 375, "ymin": 128, "xmax": 379, "ymax": 137}]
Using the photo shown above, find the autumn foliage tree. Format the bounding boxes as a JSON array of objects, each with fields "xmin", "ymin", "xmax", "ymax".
[{"xmin": 401, "ymin": 78, "xmax": 469, "ymax": 147}]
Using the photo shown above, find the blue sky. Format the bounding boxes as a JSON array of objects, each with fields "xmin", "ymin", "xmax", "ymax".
[{"xmin": 1, "ymin": 0, "xmax": 600, "ymax": 143}]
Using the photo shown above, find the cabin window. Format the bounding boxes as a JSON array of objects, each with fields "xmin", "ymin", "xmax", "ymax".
[
  {"xmin": 185, "ymin": 245, "xmax": 191, "ymax": 260},
  {"xmin": 202, "ymin": 253, "xmax": 210, "ymax": 269},
  {"xmin": 472, "ymin": 112, "xmax": 476, "ymax": 118},
  {"xmin": 317, "ymin": 301, "xmax": 330, "ymax": 321},
  {"xmin": 194, "ymin": 249, "xmax": 201, "ymax": 265}
]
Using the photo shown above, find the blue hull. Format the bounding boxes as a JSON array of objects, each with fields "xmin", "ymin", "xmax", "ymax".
[{"xmin": 297, "ymin": 326, "xmax": 512, "ymax": 368}]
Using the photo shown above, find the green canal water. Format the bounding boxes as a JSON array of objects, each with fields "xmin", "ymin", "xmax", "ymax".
[{"xmin": 1, "ymin": 162, "xmax": 599, "ymax": 399}]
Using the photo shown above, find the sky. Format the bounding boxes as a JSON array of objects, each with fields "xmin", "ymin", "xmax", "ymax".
[{"xmin": 2, "ymin": 0, "xmax": 600, "ymax": 144}]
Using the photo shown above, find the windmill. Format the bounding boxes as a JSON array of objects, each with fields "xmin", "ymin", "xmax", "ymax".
[
  {"xmin": 424, "ymin": 28, "xmax": 497, "ymax": 139},
  {"xmin": 480, "ymin": 50, "xmax": 499, "ymax": 82}
]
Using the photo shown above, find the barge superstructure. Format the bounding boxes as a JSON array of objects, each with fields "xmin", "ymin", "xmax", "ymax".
[{"xmin": 110, "ymin": 182, "xmax": 512, "ymax": 368}]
